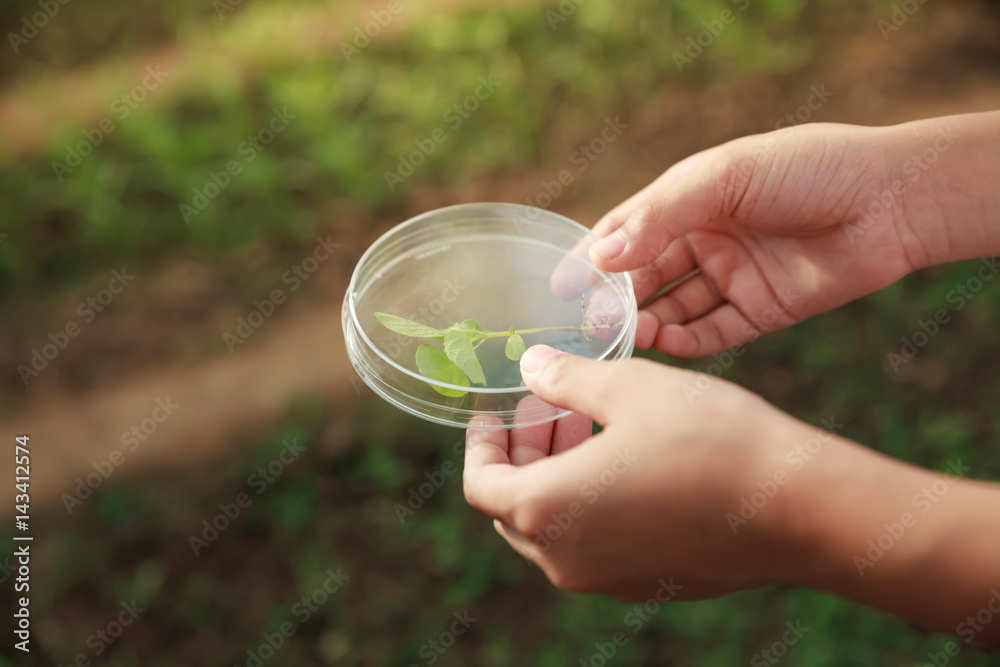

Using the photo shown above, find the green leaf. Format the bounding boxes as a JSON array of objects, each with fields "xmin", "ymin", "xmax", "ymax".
[
  {"xmin": 459, "ymin": 319, "xmax": 484, "ymax": 333},
  {"xmin": 415, "ymin": 344, "xmax": 469, "ymax": 397},
  {"xmin": 505, "ymin": 334, "xmax": 525, "ymax": 361},
  {"xmin": 443, "ymin": 330, "xmax": 487, "ymax": 386},
  {"xmin": 374, "ymin": 312, "xmax": 445, "ymax": 339}
]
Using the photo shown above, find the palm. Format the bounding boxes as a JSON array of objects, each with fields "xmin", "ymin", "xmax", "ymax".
[{"xmin": 594, "ymin": 124, "xmax": 916, "ymax": 357}]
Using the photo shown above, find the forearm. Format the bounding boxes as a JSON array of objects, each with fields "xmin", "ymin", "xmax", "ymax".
[
  {"xmin": 884, "ymin": 110, "xmax": 1000, "ymax": 268},
  {"xmin": 787, "ymin": 436, "xmax": 1000, "ymax": 647}
]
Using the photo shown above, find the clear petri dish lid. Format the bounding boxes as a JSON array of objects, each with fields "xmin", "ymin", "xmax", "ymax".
[{"xmin": 342, "ymin": 202, "xmax": 637, "ymax": 429}]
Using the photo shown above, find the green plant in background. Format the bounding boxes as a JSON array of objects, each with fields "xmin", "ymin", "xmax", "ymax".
[
  {"xmin": 375, "ymin": 311, "xmax": 620, "ymax": 396},
  {"xmin": 0, "ymin": 0, "xmax": 827, "ymax": 302},
  {"xmin": 8, "ymin": 1, "xmax": 1000, "ymax": 665}
]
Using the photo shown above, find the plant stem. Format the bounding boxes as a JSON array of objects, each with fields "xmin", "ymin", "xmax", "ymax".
[{"xmin": 478, "ymin": 322, "xmax": 621, "ymax": 339}]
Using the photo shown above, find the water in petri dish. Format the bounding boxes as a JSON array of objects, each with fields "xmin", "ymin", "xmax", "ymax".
[{"xmin": 356, "ymin": 233, "xmax": 628, "ymax": 390}]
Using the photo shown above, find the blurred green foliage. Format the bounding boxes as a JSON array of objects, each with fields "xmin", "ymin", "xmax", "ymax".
[
  {"xmin": 2, "ymin": 0, "xmax": 862, "ymax": 301},
  {"xmin": 3, "ymin": 0, "xmax": 1000, "ymax": 665},
  {"xmin": 7, "ymin": 361, "xmax": 999, "ymax": 665}
]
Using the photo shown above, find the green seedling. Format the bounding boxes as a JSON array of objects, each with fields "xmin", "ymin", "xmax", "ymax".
[{"xmin": 375, "ymin": 310, "xmax": 621, "ymax": 397}]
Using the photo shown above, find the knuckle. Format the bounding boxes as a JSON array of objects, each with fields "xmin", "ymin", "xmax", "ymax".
[
  {"xmin": 461, "ymin": 470, "xmax": 485, "ymax": 512},
  {"xmin": 511, "ymin": 497, "xmax": 548, "ymax": 537},
  {"xmin": 509, "ymin": 482, "xmax": 555, "ymax": 536},
  {"xmin": 716, "ymin": 141, "xmax": 767, "ymax": 215},
  {"xmin": 618, "ymin": 357, "xmax": 660, "ymax": 388},
  {"xmin": 538, "ymin": 354, "xmax": 594, "ymax": 402},
  {"xmin": 630, "ymin": 197, "xmax": 664, "ymax": 232},
  {"xmin": 461, "ymin": 478, "xmax": 478, "ymax": 509},
  {"xmin": 623, "ymin": 357, "xmax": 658, "ymax": 374},
  {"xmin": 536, "ymin": 355, "xmax": 569, "ymax": 391},
  {"xmin": 547, "ymin": 567, "xmax": 594, "ymax": 594},
  {"xmin": 584, "ymin": 366, "xmax": 621, "ymax": 406},
  {"xmin": 705, "ymin": 317, "xmax": 728, "ymax": 351},
  {"xmin": 686, "ymin": 322, "xmax": 714, "ymax": 356}
]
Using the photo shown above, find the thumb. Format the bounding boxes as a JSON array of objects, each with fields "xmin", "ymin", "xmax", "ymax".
[
  {"xmin": 587, "ymin": 140, "xmax": 753, "ymax": 272},
  {"xmin": 519, "ymin": 345, "xmax": 642, "ymax": 425}
]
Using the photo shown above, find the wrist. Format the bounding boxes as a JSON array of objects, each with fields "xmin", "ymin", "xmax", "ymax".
[
  {"xmin": 882, "ymin": 111, "xmax": 1000, "ymax": 268},
  {"xmin": 758, "ymin": 423, "xmax": 904, "ymax": 588},
  {"xmin": 739, "ymin": 413, "xmax": 873, "ymax": 588},
  {"xmin": 790, "ymin": 440, "xmax": 934, "ymax": 591},
  {"xmin": 744, "ymin": 408, "xmax": 936, "ymax": 592},
  {"xmin": 789, "ymin": 439, "xmax": 1000, "ymax": 645}
]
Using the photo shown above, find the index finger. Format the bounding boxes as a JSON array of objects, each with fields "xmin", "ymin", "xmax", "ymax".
[
  {"xmin": 592, "ymin": 150, "xmax": 708, "ymax": 238},
  {"xmin": 552, "ymin": 152, "xmax": 708, "ymax": 304},
  {"xmin": 549, "ymin": 235, "xmax": 597, "ymax": 300},
  {"xmin": 463, "ymin": 418, "xmax": 523, "ymax": 522}
]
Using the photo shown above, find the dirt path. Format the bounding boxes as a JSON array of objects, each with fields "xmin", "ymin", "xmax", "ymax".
[
  {"xmin": 0, "ymin": 299, "xmax": 357, "ymax": 514},
  {"xmin": 2, "ymin": 2, "xmax": 999, "ymax": 517},
  {"xmin": 0, "ymin": 0, "xmax": 531, "ymax": 158}
]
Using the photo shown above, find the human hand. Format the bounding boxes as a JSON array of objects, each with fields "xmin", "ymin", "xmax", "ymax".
[
  {"xmin": 462, "ymin": 345, "xmax": 845, "ymax": 601},
  {"xmin": 463, "ymin": 346, "xmax": 1000, "ymax": 646},
  {"xmin": 587, "ymin": 122, "xmax": 923, "ymax": 358}
]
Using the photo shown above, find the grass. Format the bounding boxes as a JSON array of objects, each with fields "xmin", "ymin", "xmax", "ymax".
[
  {"xmin": 2, "ymin": 0, "xmax": 858, "ymax": 303},
  {"xmin": 3, "ymin": 0, "xmax": 999, "ymax": 665},
  {"xmin": 6, "ymin": 334, "xmax": 1000, "ymax": 666}
]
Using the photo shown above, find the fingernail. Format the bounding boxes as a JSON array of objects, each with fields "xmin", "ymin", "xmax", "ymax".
[
  {"xmin": 520, "ymin": 345, "xmax": 561, "ymax": 374},
  {"xmin": 591, "ymin": 232, "xmax": 626, "ymax": 261}
]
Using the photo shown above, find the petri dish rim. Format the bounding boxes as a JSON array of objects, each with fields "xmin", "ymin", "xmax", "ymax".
[
  {"xmin": 347, "ymin": 337, "xmax": 574, "ymax": 428},
  {"xmin": 346, "ymin": 202, "xmax": 637, "ymax": 395}
]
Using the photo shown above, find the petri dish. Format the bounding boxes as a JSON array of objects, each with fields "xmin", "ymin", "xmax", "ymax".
[{"xmin": 342, "ymin": 203, "xmax": 637, "ymax": 429}]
